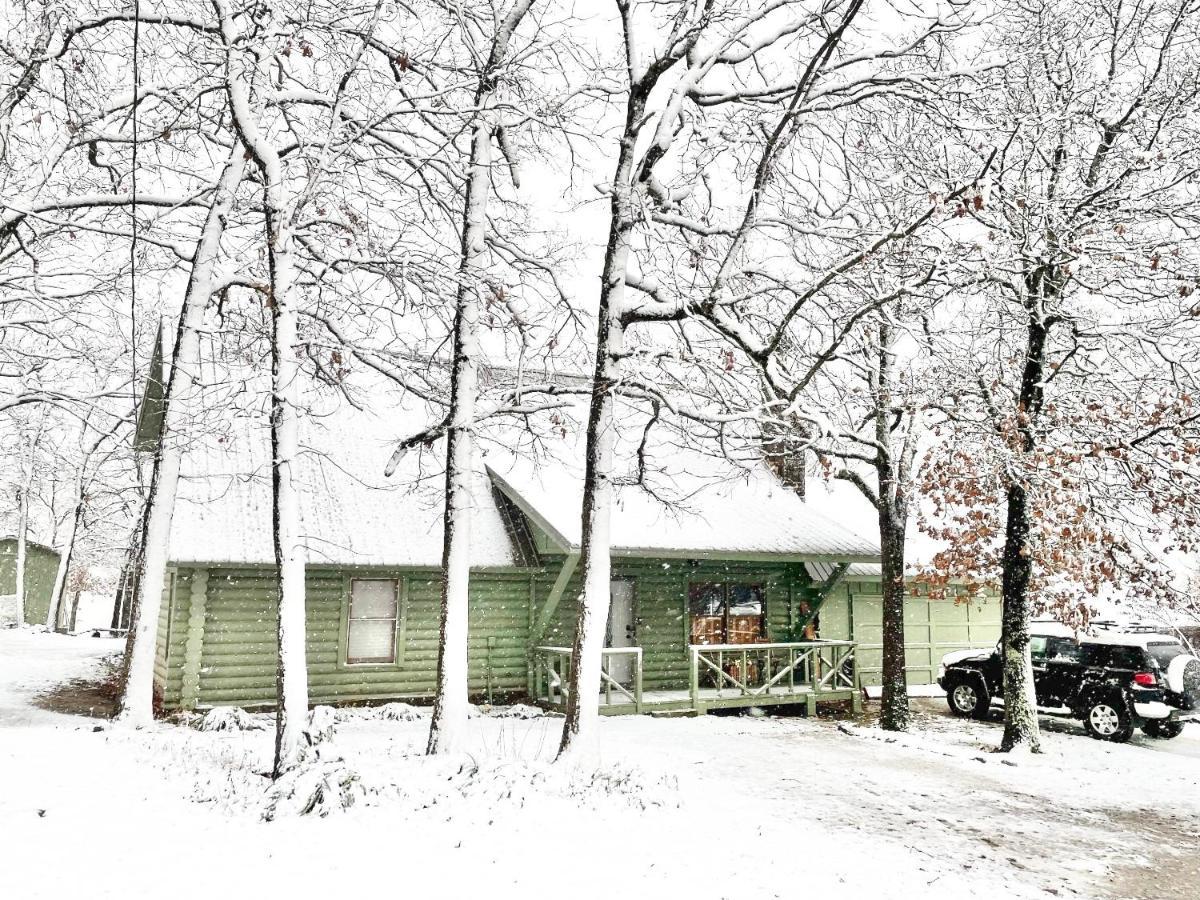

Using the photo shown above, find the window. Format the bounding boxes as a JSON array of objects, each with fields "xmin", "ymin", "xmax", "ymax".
[
  {"xmin": 1146, "ymin": 643, "xmax": 1186, "ymax": 671},
  {"xmin": 1047, "ymin": 637, "xmax": 1082, "ymax": 663},
  {"xmin": 688, "ymin": 582, "xmax": 765, "ymax": 645},
  {"xmin": 1081, "ymin": 643, "xmax": 1145, "ymax": 670},
  {"xmin": 347, "ymin": 579, "xmax": 399, "ymax": 664}
]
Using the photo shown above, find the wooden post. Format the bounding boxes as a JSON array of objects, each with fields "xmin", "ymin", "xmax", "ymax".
[
  {"xmin": 851, "ymin": 644, "xmax": 863, "ymax": 713},
  {"xmin": 533, "ymin": 649, "xmax": 542, "ymax": 703},
  {"xmin": 526, "ymin": 576, "xmax": 537, "ymax": 696},
  {"xmin": 603, "ymin": 652, "xmax": 612, "ymax": 706},
  {"xmin": 180, "ymin": 569, "xmax": 208, "ymax": 709},
  {"xmin": 635, "ymin": 648, "xmax": 643, "ymax": 714},
  {"xmin": 530, "ymin": 551, "xmax": 579, "ymax": 646},
  {"xmin": 689, "ymin": 646, "xmax": 699, "ymax": 712}
]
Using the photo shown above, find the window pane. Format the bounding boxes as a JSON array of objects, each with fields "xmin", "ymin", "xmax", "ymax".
[
  {"xmin": 1147, "ymin": 643, "xmax": 1185, "ymax": 670},
  {"xmin": 351, "ymin": 580, "xmax": 397, "ymax": 619},
  {"xmin": 348, "ymin": 620, "xmax": 396, "ymax": 664},
  {"xmin": 689, "ymin": 583, "xmax": 724, "ymax": 617},
  {"xmin": 727, "ymin": 584, "xmax": 764, "ymax": 644},
  {"xmin": 1030, "ymin": 636, "xmax": 1049, "ymax": 659},
  {"xmin": 689, "ymin": 583, "xmax": 724, "ymax": 645},
  {"xmin": 728, "ymin": 584, "xmax": 763, "ymax": 616}
]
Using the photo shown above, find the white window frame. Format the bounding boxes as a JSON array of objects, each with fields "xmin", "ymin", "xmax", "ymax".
[{"xmin": 345, "ymin": 578, "xmax": 401, "ymax": 666}]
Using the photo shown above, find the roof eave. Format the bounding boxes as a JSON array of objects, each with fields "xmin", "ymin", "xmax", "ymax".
[{"xmin": 610, "ymin": 547, "xmax": 881, "ymax": 564}]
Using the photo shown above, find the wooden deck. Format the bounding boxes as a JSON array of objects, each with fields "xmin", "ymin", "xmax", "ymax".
[{"xmin": 533, "ymin": 641, "xmax": 862, "ymax": 717}]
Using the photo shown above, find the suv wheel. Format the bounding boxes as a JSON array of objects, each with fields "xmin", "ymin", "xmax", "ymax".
[
  {"xmin": 947, "ymin": 679, "xmax": 990, "ymax": 719},
  {"xmin": 1143, "ymin": 718, "xmax": 1185, "ymax": 740},
  {"xmin": 1084, "ymin": 695, "xmax": 1133, "ymax": 742}
]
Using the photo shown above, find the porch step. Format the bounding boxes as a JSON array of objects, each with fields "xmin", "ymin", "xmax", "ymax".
[{"xmin": 647, "ymin": 708, "xmax": 702, "ymax": 718}]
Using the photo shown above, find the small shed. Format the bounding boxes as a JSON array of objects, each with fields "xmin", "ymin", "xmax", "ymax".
[{"xmin": 0, "ymin": 537, "xmax": 62, "ymax": 626}]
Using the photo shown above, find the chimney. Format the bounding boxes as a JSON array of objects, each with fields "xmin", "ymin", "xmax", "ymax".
[{"xmin": 763, "ymin": 422, "xmax": 806, "ymax": 498}]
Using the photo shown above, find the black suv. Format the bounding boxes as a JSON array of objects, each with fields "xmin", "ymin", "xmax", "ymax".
[{"xmin": 937, "ymin": 629, "xmax": 1200, "ymax": 742}]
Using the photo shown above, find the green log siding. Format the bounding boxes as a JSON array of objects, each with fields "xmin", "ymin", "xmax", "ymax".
[
  {"xmin": 0, "ymin": 539, "xmax": 61, "ymax": 626},
  {"xmin": 157, "ymin": 566, "xmax": 534, "ymax": 710},
  {"xmin": 153, "ymin": 559, "xmax": 1000, "ymax": 710},
  {"xmin": 153, "ymin": 571, "xmax": 183, "ymax": 706}
]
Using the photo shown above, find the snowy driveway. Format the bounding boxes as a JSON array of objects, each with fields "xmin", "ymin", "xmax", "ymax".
[{"xmin": 1, "ymin": 630, "xmax": 1197, "ymax": 900}]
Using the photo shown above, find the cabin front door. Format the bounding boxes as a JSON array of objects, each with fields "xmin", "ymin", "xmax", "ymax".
[{"xmin": 606, "ymin": 579, "xmax": 636, "ymax": 685}]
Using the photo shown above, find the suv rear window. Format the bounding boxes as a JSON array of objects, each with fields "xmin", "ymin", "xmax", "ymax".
[
  {"xmin": 1145, "ymin": 643, "xmax": 1186, "ymax": 670},
  {"xmin": 1047, "ymin": 637, "xmax": 1082, "ymax": 662},
  {"xmin": 1081, "ymin": 644, "xmax": 1145, "ymax": 669}
]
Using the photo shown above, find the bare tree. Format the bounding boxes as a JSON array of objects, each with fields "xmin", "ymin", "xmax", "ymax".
[
  {"xmin": 810, "ymin": 315, "xmax": 928, "ymax": 731},
  {"xmin": 45, "ymin": 415, "xmax": 127, "ymax": 630},
  {"xmin": 556, "ymin": 0, "xmax": 901, "ymax": 760},
  {"xmin": 592, "ymin": 1, "xmax": 981, "ymax": 741},
  {"xmin": 920, "ymin": 0, "xmax": 1200, "ymax": 752},
  {"xmin": 423, "ymin": 0, "xmax": 539, "ymax": 756},
  {"xmin": 118, "ymin": 145, "xmax": 247, "ymax": 724}
]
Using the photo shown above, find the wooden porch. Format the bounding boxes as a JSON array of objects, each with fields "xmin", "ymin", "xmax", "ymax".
[{"xmin": 532, "ymin": 640, "xmax": 862, "ymax": 716}]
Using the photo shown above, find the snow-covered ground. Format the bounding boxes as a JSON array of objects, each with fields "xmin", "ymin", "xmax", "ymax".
[{"xmin": 1, "ymin": 630, "xmax": 1197, "ymax": 900}]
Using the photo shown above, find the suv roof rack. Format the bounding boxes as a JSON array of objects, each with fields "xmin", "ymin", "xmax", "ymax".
[{"xmin": 1091, "ymin": 620, "xmax": 1164, "ymax": 634}]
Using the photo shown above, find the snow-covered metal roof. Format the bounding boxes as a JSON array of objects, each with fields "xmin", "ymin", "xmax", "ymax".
[
  {"xmin": 807, "ymin": 561, "xmax": 881, "ymax": 581},
  {"xmin": 487, "ymin": 426, "xmax": 879, "ymax": 561},
  {"xmin": 167, "ymin": 379, "xmax": 880, "ymax": 567},
  {"xmin": 168, "ymin": 388, "xmax": 522, "ymax": 568}
]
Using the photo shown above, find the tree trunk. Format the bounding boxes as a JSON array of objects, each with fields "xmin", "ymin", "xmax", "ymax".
[
  {"xmin": 118, "ymin": 146, "xmax": 246, "ymax": 725},
  {"xmin": 875, "ymin": 321, "xmax": 909, "ymax": 730},
  {"xmin": 557, "ymin": 322, "xmax": 622, "ymax": 762},
  {"xmin": 426, "ymin": 0, "xmax": 534, "ymax": 754},
  {"xmin": 111, "ymin": 532, "xmax": 139, "ymax": 631},
  {"xmin": 999, "ymin": 480, "xmax": 1040, "ymax": 751},
  {"xmin": 264, "ymin": 185, "xmax": 308, "ymax": 780},
  {"xmin": 68, "ymin": 588, "xmax": 81, "ymax": 632},
  {"xmin": 13, "ymin": 466, "xmax": 30, "ymax": 626},
  {"xmin": 46, "ymin": 492, "xmax": 82, "ymax": 632},
  {"xmin": 999, "ymin": 292, "xmax": 1049, "ymax": 753},
  {"xmin": 427, "ymin": 120, "xmax": 488, "ymax": 756},
  {"xmin": 215, "ymin": 0, "xmax": 310, "ymax": 775},
  {"xmin": 878, "ymin": 500, "xmax": 909, "ymax": 731},
  {"xmin": 557, "ymin": 110, "xmax": 638, "ymax": 761}
]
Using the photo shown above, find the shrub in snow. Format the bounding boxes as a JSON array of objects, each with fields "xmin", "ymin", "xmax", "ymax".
[
  {"xmin": 195, "ymin": 706, "xmax": 269, "ymax": 732},
  {"xmin": 560, "ymin": 764, "xmax": 679, "ymax": 810},
  {"xmin": 303, "ymin": 706, "xmax": 337, "ymax": 745},
  {"xmin": 262, "ymin": 747, "xmax": 371, "ymax": 821},
  {"xmin": 390, "ymin": 755, "xmax": 679, "ymax": 814},
  {"xmin": 370, "ymin": 702, "xmax": 426, "ymax": 722},
  {"xmin": 488, "ymin": 703, "xmax": 547, "ymax": 720}
]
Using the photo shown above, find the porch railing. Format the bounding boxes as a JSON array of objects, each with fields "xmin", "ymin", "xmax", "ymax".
[
  {"xmin": 533, "ymin": 645, "xmax": 644, "ymax": 712},
  {"xmin": 532, "ymin": 641, "xmax": 856, "ymax": 715},
  {"xmin": 688, "ymin": 640, "xmax": 857, "ymax": 704}
]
